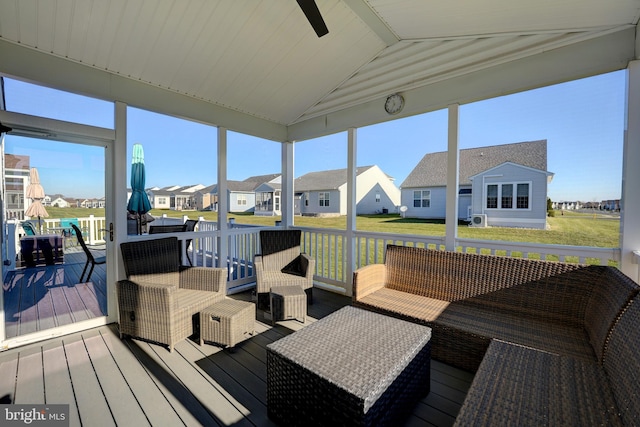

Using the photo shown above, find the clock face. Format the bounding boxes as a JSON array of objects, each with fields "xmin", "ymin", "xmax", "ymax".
[{"xmin": 385, "ymin": 94, "xmax": 404, "ymax": 114}]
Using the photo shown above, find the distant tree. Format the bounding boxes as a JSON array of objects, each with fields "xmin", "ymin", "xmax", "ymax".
[{"xmin": 547, "ymin": 198, "xmax": 555, "ymax": 217}]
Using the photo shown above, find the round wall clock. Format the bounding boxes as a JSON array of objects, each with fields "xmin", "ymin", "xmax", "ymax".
[{"xmin": 384, "ymin": 93, "xmax": 404, "ymax": 115}]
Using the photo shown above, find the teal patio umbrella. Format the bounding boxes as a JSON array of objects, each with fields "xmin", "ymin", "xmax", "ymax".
[{"xmin": 127, "ymin": 144, "xmax": 152, "ymax": 234}]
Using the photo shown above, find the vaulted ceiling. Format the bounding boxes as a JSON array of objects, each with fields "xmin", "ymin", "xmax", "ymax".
[{"xmin": 0, "ymin": 0, "xmax": 638, "ymax": 141}]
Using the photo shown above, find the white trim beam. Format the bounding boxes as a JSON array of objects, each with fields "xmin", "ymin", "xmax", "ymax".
[
  {"xmin": 342, "ymin": 0, "xmax": 399, "ymax": 46},
  {"xmin": 0, "ymin": 39, "xmax": 287, "ymax": 142}
]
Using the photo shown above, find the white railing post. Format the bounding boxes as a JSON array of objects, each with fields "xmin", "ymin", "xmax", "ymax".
[{"xmin": 88, "ymin": 214, "xmax": 96, "ymax": 244}]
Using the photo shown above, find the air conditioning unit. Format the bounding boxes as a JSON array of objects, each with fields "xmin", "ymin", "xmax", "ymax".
[{"xmin": 470, "ymin": 214, "xmax": 487, "ymax": 227}]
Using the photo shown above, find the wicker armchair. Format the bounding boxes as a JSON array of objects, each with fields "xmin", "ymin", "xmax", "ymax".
[
  {"xmin": 254, "ymin": 229, "xmax": 315, "ymax": 310},
  {"xmin": 117, "ymin": 237, "xmax": 226, "ymax": 352}
]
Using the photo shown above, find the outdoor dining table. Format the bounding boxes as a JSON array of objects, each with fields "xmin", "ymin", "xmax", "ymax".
[{"xmin": 18, "ymin": 234, "xmax": 64, "ymax": 268}]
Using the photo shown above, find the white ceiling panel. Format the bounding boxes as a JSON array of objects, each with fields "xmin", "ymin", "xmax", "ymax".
[
  {"xmin": 368, "ymin": 0, "xmax": 640, "ymax": 39},
  {"xmin": 1, "ymin": 0, "xmax": 638, "ymax": 133}
]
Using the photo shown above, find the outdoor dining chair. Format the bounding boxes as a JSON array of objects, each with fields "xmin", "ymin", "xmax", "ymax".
[
  {"xmin": 184, "ymin": 219, "xmax": 198, "ymax": 266},
  {"xmin": 21, "ymin": 221, "xmax": 38, "ymax": 236},
  {"xmin": 72, "ymin": 223, "xmax": 106, "ymax": 283}
]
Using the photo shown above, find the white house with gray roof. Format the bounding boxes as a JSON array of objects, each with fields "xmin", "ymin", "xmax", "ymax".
[
  {"xmin": 210, "ymin": 174, "xmax": 281, "ymax": 214},
  {"xmin": 400, "ymin": 140, "xmax": 554, "ymax": 229},
  {"xmin": 294, "ymin": 165, "xmax": 400, "ymax": 216}
]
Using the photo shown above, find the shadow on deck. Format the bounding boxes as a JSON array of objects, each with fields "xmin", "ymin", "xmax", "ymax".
[
  {"xmin": 3, "ymin": 248, "xmax": 107, "ymax": 338},
  {"xmin": 0, "ymin": 284, "xmax": 473, "ymax": 426}
]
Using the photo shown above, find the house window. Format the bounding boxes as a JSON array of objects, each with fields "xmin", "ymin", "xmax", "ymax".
[
  {"xmin": 158, "ymin": 197, "xmax": 166, "ymax": 204},
  {"xmin": 319, "ymin": 192, "xmax": 330, "ymax": 207},
  {"xmin": 487, "ymin": 185, "xmax": 498, "ymax": 209},
  {"xmin": 238, "ymin": 195, "xmax": 247, "ymax": 205},
  {"xmin": 413, "ymin": 190, "xmax": 430, "ymax": 208},
  {"xmin": 501, "ymin": 184, "xmax": 513, "ymax": 209},
  {"xmin": 517, "ymin": 183, "xmax": 529, "ymax": 208},
  {"xmin": 486, "ymin": 182, "xmax": 530, "ymax": 210},
  {"xmin": 376, "ymin": 192, "xmax": 381, "ymax": 203}
]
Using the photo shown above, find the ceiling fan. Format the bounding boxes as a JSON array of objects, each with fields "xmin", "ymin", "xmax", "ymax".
[{"xmin": 297, "ymin": 0, "xmax": 329, "ymax": 37}]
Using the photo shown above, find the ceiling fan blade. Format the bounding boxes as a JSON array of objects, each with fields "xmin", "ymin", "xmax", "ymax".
[{"xmin": 297, "ymin": 0, "xmax": 329, "ymax": 37}]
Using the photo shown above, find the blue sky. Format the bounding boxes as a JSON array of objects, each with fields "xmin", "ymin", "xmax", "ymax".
[{"xmin": 4, "ymin": 71, "xmax": 625, "ymax": 202}]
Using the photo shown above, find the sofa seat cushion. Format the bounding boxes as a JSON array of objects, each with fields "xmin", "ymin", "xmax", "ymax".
[
  {"xmin": 454, "ymin": 340, "xmax": 622, "ymax": 426},
  {"xmin": 356, "ymin": 288, "xmax": 450, "ymax": 322},
  {"xmin": 435, "ymin": 301, "xmax": 597, "ymax": 364},
  {"xmin": 259, "ymin": 270, "xmax": 312, "ymax": 290}
]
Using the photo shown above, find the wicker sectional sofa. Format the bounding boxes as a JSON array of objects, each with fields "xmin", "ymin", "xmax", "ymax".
[{"xmin": 352, "ymin": 244, "xmax": 640, "ymax": 426}]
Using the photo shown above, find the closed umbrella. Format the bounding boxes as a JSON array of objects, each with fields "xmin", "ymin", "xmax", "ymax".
[
  {"xmin": 25, "ymin": 167, "xmax": 49, "ymax": 233},
  {"xmin": 127, "ymin": 143, "xmax": 152, "ymax": 234}
]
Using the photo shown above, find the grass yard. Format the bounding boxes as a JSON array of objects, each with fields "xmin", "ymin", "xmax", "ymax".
[{"xmin": 43, "ymin": 207, "xmax": 620, "ymax": 248}]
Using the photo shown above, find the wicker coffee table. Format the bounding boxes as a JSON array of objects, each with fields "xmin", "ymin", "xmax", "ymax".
[
  {"xmin": 200, "ymin": 299, "xmax": 255, "ymax": 348},
  {"xmin": 267, "ymin": 306, "xmax": 431, "ymax": 426}
]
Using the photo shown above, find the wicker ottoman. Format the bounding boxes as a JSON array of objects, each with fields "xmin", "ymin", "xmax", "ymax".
[
  {"xmin": 267, "ymin": 306, "xmax": 431, "ymax": 427},
  {"xmin": 200, "ymin": 299, "xmax": 255, "ymax": 348},
  {"xmin": 270, "ymin": 285, "xmax": 307, "ymax": 324}
]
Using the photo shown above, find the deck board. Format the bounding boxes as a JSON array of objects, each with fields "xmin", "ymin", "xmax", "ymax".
[
  {"xmin": 84, "ymin": 330, "xmax": 151, "ymax": 427},
  {"xmin": 3, "ymin": 250, "xmax": 107, "ymax": 338},
  {"xmin": 98, "ymin": 328, "xmax": 184, "ymax": 427},
  {"xmin": 64, "ymin": 337, "xmax": 115, "ymax": 426},
  {"xmin": 41, "ymin": 343, "xmax": 82, "ymax": 427},
  {"xmin": 0, "ymin": 288, "xmax": 473, "ymax": 427}
]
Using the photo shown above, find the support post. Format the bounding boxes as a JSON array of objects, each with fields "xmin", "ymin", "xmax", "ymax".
[
  {"xmin": 217, "ymin": 127, "xmax": 229, "ymax": 274},
  {"xmin": 345, "ymin": 128, "xmax": 357, "ymax": 296},
  {"xmin": 621, "ymin": 61, "xmax": 640, "ymax": 281},
  {"xmin": 282, "ymin": 141, "xmax": 295, "ymax": 228},
  {"xmin": 445, "ymin": 104, "xmax": 460, "ymax": 251}
]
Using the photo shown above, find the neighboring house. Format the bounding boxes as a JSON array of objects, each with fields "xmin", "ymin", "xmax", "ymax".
[
  {"xmin": 4, "ymin": 154, "xmax": 30, "ymax": 220},
  {"xmin": 80, "ymin": 198, "xmax": 105, "ymax": 208},
  {"xmin": 602, "ymin": 199, "xmax": 621, "ymax": 211},
  {"xmin": 209, "ymin": 174, "xmax": 281, "ymax": 214},
  {"xmin": 294, "ymin": 165, "xmax": 401, "ymax": 216},
  {"xmin": 553, "ymin": 201, "xmax": 582, "ymax": 210},
  {"xmin": 400, "ymin": 140, "xmax": 553, "ymax": 229},
  {"xmin": 170, "ymin": 184, "xmax": 205, "ymax": 210},
  {"xmin": 193, "ymin": 184, "xmax": 216, "ymax": 211},
  {"xmin": 250, "ymin": 174, "xmax": 281, "ymax": 216},
  {"xmin": 145, "ymin": 184, "xmax": 204, "ymax": 210},
  {"xmin": 214, "ymin": 180, "xmax": 258, "ymax": 213},
  {"xmin": 48, "ymin": 194, "xmax": 71, "ymax": 208},
  {"xmin": 146, "ymin": 186, "xmax": 172, "ymax": 209}
]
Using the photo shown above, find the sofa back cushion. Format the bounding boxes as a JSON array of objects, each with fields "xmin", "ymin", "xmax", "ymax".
[
  {"xmin": 584, "ymin": 267, "xmax": 639, "ymax": 363},
  {"xmin": 121, "ymin": 237, "xmax": 181, "ymax": 287},
  {"xmin": 384, "ymin": 245, "xmax": 585, "ymax": 306},
  {"xmin": 602, "ymin": 296, "xmax": 640, "ymax": 425}
]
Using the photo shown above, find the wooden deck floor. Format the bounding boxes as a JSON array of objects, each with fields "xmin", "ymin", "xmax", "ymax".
[
  {"xmin": 3, "ymin": 249, "xmax": 107, "ymax": 338},
  {"xmin": 0, "ymin": 288, "xmax": 474, "ymax": 427}
]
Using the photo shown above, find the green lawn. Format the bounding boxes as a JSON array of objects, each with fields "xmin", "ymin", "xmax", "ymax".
[{"xmin": 43, "ymin": 207, "xmax": 620, "ymax": 248}]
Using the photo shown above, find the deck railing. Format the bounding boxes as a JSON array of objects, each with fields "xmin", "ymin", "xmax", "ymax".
[{"xmin": 4, "ymin": 216, "xmax": 626, "ymax": 292}]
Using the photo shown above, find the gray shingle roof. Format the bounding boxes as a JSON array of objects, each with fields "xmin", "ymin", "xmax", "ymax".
[
  {"xmin": 295, "ymin": 166, "xmax": 375, "ymax": 192},
  {"xmin": 400, "ymin": 140, "xmax": 548, "ymax": 188},
  {"xmin": 244, "ymin": 173, "xmax": 280, "ymax": 184}
]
